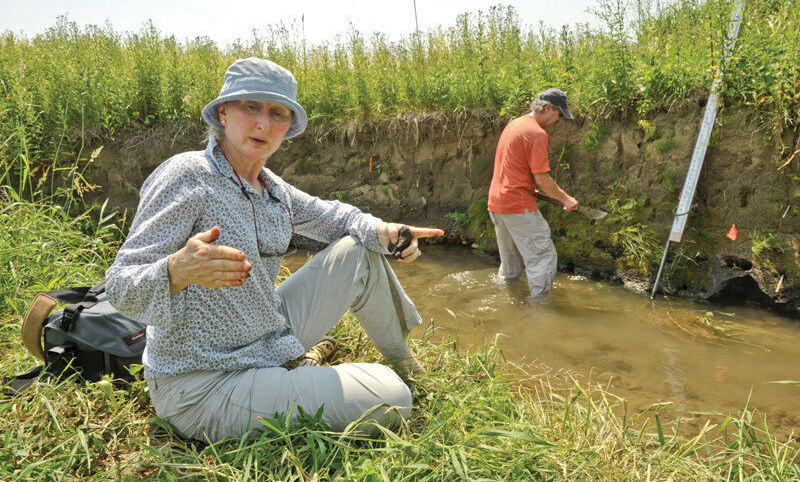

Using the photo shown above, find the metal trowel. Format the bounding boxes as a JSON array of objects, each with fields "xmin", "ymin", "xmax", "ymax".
[{"xmin": 535, "ymin": 191, "xmax": 607, "ymax": 220}]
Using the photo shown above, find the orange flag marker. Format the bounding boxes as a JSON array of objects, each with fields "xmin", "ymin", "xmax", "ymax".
[
  {"xmin": 726, "ymin": 224, "xmax": 738, "ymax": 241},
  {"xmin": 369, "ymin": 154, "xmax": 374, "ymax": 173}
]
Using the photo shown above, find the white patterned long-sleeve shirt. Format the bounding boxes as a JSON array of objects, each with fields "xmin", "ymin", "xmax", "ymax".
[{"xmin": 105, "ymin": 136, "xmax": 386, "ymax": 379}]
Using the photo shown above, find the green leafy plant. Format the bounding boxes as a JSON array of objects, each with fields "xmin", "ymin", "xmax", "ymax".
[
  {"xmin": 655, "ymin": 139, "xmax": 679, "ymax": 152},
  {"xmin": 638, "ymin": 119, "xmax": 658, "ymax": 138},
  {"xmin": 661, "ymin": 167, "xmax": 681, "ymax": 193},
  {"xmin": 446, "ymin": 211, "xmax": 470, "ymax": 228},
  {"xmin": 607, "ymin": 194, "xmax": 648, "ymax": 224},
  {"xmin": 581, "ymin": 123, "xmax": 610, "ymax": 150},
  {"xmin": 472, "ymin": 158, "xmax": 490, "ymax": 173},
  {"xmin": 376, "ymin": 161, "xmax": 395, "ymax": 176},
  {"xmin": 612, "ymin": 223, "xmax": 660, "ymax": 275},
  {"xmin": 751, "ymin": 230, "xmax": 783, "ymax": 256}
]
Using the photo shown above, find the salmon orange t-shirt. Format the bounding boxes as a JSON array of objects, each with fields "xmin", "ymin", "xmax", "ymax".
[{"xmin": 488, "ymin": 115, "xmax": 550, "ymax": 213}]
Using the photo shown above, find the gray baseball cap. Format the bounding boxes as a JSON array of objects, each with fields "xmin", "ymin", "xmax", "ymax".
[
  {"xmin": 201, "ymin": 57, "xmax": 308, "ymax": 139},
  {"xmin": 539, "ymin": 88, "xmax": 573, "ymax": 120}
]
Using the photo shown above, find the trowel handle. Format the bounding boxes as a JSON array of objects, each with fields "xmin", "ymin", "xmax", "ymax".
[
  {"xmin": 535, "ymin": 191, "xmax": 565, "ymax": 208},
  {"xmin": 535, "ymin": 190, "xmax": 608, "ymax": 220}
]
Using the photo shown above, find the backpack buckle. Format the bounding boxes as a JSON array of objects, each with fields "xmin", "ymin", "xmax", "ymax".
[
  {"xmin": 46, "ymin": 342, "xmax": 79, "ymax": 361},
  {"xmin": 61, "ymin": 305, "xmax": 84, "ymax": 331}
]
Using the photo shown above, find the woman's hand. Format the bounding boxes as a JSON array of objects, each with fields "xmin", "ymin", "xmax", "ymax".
[
  {"xmin": 377, "ymin": 223, "xmax": 445, "ymax": 263},
  {"xmin": 167, "ymin": 226, "xmax": 252, "ymax": 295}
]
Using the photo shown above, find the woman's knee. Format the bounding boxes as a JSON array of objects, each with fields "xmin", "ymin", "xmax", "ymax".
[
  {"xmin": 350, "ymin": 364, "xmax": 412, "ymax": 431},
  {"xmin": 343, "ymin": 363, "xmax": 412, "ymax": 407},
  {"xmin": 325, "ymin": 235, "xmax": 369, "ymax": 265},
  {"xmin": 331, "ymin": 235, "xmax": 363, "ymax": 253},
  {"xmin": 371, "ymin": 364, "xmax": 413, "ymax": 412}
]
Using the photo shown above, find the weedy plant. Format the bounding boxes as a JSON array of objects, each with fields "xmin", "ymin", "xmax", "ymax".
[
  {"xmin": 2, "ymin": 0, "xmax": 800, "ymax": 478},
  {"xmin": 581, "ymin": 123, "xmax": 611, "ymax": 150},
  {"xmin": 751, "ymin": 230, "xmax": 784, "ymax": 256},
  {"xmin": 655, "ymin": 138, "xmax": 679, "ymax": 153},
  {"xmin": 1, "ymin": 188, "xmax": 798, "ymax": 479},
  {"xmin": 446, "ymin": 211, "xmax": 470, "ymax": 229},
  {"xmin": 2, "ymin": 0, "xmax": 800, "ymax": 187},
  {"xmin": 612, "ymin": 223, "xmax": 661, "ymax": 275}
]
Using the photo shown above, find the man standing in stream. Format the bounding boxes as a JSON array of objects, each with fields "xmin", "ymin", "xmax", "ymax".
[{"xmin": 488, "ymin": 88, "xmax": 579, "ymax": 299}]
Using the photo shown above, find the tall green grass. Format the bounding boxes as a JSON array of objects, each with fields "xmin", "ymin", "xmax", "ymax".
[
  {"xmin": 2, "ymin": 0, "xmax": 799, "ymax": 199},
  {"xmin": 1, "ymin": 3, "xmax": 800, "ymax": 477},
  {"xmin": 1, "ymin": 192, "xmax": 798, "ymax": 479}
]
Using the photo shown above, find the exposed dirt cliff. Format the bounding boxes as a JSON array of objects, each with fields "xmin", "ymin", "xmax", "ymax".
[{"xmin": 87, "ymin": 101, "xmax": 800, "ymax": 316}]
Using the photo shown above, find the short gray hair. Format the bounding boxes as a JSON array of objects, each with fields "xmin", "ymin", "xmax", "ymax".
[
  {"xmin": 530, "ymin": 98, "xmax": 551, "ymax": 113},
  {"xmin": 208, "ymin": 125, "xmax": 224, "ymax": 143}
]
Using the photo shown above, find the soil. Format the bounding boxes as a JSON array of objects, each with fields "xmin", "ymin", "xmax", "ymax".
[{"xmin": 86, "ymin": 101, "xmax": 800, "ymax": 317}]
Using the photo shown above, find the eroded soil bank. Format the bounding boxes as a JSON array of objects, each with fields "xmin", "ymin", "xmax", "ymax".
[{"xmin": 87, "ymin": 101, "xmax": 800, "ymax": 316}]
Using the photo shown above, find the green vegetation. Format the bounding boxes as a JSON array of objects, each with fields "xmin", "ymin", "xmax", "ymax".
[
  {"xmin": 751, "ymin": 230, "xmax": 783, "ymax": 256},
  {"xmin": 663, "ymin": 308, "xmax": 765, "ymax": 347},
  {"xmin": 655, "ymin": 138, "xmax": 679, "ymax": 152},
  {"xmin": 446, "ymin": 211, "xmax": 470, "ymax": 228},
  {"xmin": 3, "ymin": 0, "xmax": 800, "ymax": 189},
  {"xmin": 467, "ymin": 197, "xmax": 495, "ymax": 248},
  {"xmin": 612, "ymin": 223, "xmax": 661, "ymax": 275},
  {"xmin": 694, "ymin": 310, "xmax": 741, "ymax": 339},
  {"xmin": 2, "ymin": 0, "xmax": 800, "ymax": 478},
  {"xmin": 581, "ymin": 123, "xmax": 611, "ymax": 150},
  {"xmin": 1, "ymin": 197, "xmax": 798, "ymax": 478},
  {"xmin": 637, "ymin": 119, "xmax": 658, "ymax": 139},
  {"xmin": 602, "ymin": 195, "xmax": 661, "ymax": 275},
  {"xmin": 661, "ymin": 167, "xmax": 681, "ymax": 193},
  {"xmin": 293, "ymin": 158, "xmax": 315, "ymax": 175},
  {"xmin": 376, "ymin": 161, "xmax": 395, "ymax": 177},
  {"xmin": 606, "ymin": 194, "xmax": 650, "ymax": 225},
  {"xmin": 471, "ymin": 158, "xmax": 490, "ymax": 173},
  {"xmin": 552, "ymin": 143, "xmax": 573, "ymax": 177}
]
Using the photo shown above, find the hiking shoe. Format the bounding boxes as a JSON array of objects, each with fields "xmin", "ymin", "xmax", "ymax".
[
  {"xmin": 392, "ymin": 355, "xmax": 426, "ymax": 377},
  {"xmin": 297, "ymin": 336, "xmax": 338, "ymax": 367}
]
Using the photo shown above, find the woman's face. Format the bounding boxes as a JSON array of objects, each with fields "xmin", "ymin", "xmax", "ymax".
[{"xmin": 217, "ymin": 100, "xmax": 293, "ymax": 164}]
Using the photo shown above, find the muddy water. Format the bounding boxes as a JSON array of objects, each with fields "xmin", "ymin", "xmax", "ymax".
[{"xmin": 284, "ymin": 245, "xmax": 800, "ymax": 435}]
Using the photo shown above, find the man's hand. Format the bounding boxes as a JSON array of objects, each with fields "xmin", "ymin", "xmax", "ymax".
[
  {"xmin": 563, "ymin": 195, "xmax": 579, "ymax": 211},
  {"xmin": 167, "ymin": 226, "xmax": 252, "ymax": 295},
  {"xmin": 377, "ymin": 223, "xmax": 445, "ymax": 263},
  {"xmin": 534, "ymin": 172, "xmax": 579, "ymax": 212}
]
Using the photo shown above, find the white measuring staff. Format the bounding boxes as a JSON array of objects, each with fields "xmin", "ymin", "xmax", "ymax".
[
  {"xmin": 651, "ymin": 0, "xmax": 745, "ymax": 299},
  {"xmin": 669, "ymin": 0, "xmax": 744, "ymax": 242}
]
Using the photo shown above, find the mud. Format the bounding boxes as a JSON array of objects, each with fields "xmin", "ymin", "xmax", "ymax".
[{"xmin": 86, "ymin": 101, "xmax": 800, "ymax": 316}]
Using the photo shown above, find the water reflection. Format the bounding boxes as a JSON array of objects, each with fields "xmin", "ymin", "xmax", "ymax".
[{"xmin": 284, "ymin": 245, "xmax": 800, "ymax": 436}]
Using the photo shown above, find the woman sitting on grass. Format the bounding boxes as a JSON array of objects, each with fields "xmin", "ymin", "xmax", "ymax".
[{"xmin": 105, "ymin": 57, "xmax": 443, "ymax": 442}]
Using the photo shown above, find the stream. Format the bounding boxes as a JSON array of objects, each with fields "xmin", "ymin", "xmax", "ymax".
[{"xmin": 284, "ymin": 245, "xmax": 800, "ymax": 437}]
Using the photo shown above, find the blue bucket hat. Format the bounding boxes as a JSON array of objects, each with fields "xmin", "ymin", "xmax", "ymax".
[{"xmin": 201, "ymin": 57, "xmax": 308, "ymax": 139}]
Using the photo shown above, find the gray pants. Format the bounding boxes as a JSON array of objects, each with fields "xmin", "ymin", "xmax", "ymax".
[
  {"xmin": 489, "ymin": 210, "xmax": 558, "ymax": 297},
  {"xmin": 147, "ymin": 236, "xmax": 422, "ymax": 442}
]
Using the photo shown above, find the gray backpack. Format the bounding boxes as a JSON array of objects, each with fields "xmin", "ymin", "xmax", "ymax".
[{"xmin": 5, "ymin": 281, "xmax": 146, "ymax": 395}]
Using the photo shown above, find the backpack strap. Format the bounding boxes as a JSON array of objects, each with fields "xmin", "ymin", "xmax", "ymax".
[
  {"xmin": 20, "ymin": 283, "xmax": 105, "ymax": 360},
  {"xmin": 59, "ymin": 282, "xmax": 105, "ymax": 331},
  {"xmin": 2, "ymin": 365, "xmax": 44, "ymax": 397},
  {"xmin": 22, "ymin": 293, "xmax": 58, "ymax": 361}
]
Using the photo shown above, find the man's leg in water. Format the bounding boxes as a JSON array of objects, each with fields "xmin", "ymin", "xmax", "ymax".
[
  {"xmin": 489, "ymin": 212, "xmax": 524, "ymax": 280},
  {"xmin": 491, "ymin": 211, "xmax": 557, "ymax": 297}
]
